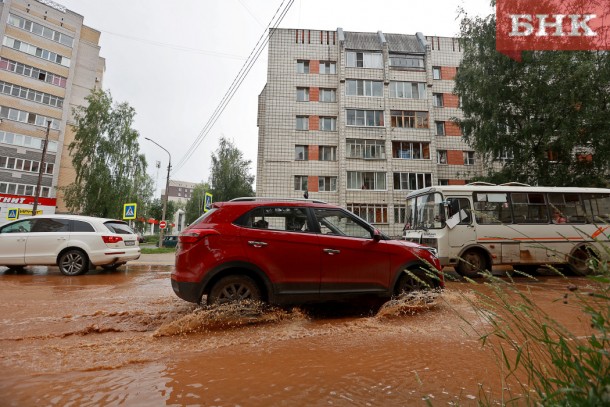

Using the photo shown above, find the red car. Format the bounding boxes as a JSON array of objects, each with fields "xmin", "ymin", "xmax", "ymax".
[{"xmin": 171, "ymin": 198, "xmax": 443, "ymax": 305}]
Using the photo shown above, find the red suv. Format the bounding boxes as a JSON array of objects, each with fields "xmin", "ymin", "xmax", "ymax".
[{"xmin": 171, "ymin": 198, "xmax": 443, "ymax": 305}]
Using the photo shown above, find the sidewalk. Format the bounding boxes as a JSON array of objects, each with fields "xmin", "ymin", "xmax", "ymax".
[{"xmin": 130, "ymin": 252, "xmax": 176, "ymax": 266}]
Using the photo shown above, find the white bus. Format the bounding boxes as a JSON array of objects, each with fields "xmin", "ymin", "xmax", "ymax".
[{"xmin": 403, "ymin": 183, "xmax": 610, "ymax": 277}]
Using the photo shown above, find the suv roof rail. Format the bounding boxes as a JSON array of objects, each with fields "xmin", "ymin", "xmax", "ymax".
[
  {"xmin": 466, "ymin": 181, "xmax": 496, "ymax": 186},
  {"xmin": 230, "ymin": 197, "xmax": 329, "ymax": 204}
]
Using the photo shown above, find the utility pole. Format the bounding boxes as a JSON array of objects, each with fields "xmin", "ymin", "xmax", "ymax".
[
  {"xmin": 32, "ymin": 120, "xmax": 51, "ymax": 216},
  {"xmin": 145, "ymin": 137, "xmax": 171, "ymax": 248}
]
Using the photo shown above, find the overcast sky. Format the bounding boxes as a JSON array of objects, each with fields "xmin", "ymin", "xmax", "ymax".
[{"xmin": 57, "ymin": 0, "xmax": 493, "ymax": 195}]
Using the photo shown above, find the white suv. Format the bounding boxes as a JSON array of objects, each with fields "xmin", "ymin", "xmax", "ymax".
[{"xmin": 0, "ymin": 215, "xmax": 141, "ymax": 276}]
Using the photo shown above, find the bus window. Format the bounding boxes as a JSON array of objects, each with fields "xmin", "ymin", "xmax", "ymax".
[
  {"xmin": 446, "ymin": 197, "xmax": 472, "ymax": 227},
  {"xmin": 473, "ymin": 193, "xmax": 511, "ymax": 224},
  {"xmin": 512, "ymin": 193, "xmax": 548, "ymax": 223},
  {"xmin": 548, "ymin": 193, "xmax": 586, "ymax": 223},
  {"xmin": 582, "ymin": 193, "xmax": 610, "ymax": 223}
]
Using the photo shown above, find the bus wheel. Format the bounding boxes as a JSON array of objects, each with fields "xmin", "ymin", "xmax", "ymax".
[
  {"xmin": 457, "ymin": 249, "xmax": 488, "ymax": 278},
  {"xmin": 568, "ymin": 246, "xmax": 597, "ymax": 276}
]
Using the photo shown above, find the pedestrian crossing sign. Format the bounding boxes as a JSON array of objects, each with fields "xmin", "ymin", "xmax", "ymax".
[
  {"xmin": 7, "ymin": 208, "xmax": 19, "ymax": 220},
  {"xmin": 123, "ymin": 203, "xmax": 137, "ymax": 220},
  {"xmin": 204, "ymin": 192, "xmax": 213, "ymax": 213}
]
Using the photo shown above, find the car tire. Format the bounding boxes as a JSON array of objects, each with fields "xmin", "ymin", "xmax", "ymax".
[
  {"xmin": 208, "ymin": 275, "xmax": 261, "ymax": 305},
  {"xmin": 457, "ymin": 249, "xmax": 488, "ymax": 278},
  {"xmin": 395, "ymin": 270, "xmax": 434, "ymax": 295},
  {"xmin": 58, "ymin": 249, "xmax": 89, "ymax": 276}
]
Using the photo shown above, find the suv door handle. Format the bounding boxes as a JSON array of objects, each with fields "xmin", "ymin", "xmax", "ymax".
[
  {"xmin": 248, "ymin": 241, "xmax": 268, "ymax": 248},
  {"xmin": 323, "ymin": 248, "xmax": 340, "ymax": 255}
]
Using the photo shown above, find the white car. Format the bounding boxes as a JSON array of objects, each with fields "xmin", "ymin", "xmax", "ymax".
[{"xmin": 0, "ymin": 214, "xmax": 141, "ymax": 276}]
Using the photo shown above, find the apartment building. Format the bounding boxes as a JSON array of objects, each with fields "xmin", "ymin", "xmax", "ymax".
[
  {"xmin": 256, "ymin": 28, "xmax": 484, "ymax": 237},
  {"xmin": 0, "ymin": 0, "xmax": 104, "ymax": 222}
]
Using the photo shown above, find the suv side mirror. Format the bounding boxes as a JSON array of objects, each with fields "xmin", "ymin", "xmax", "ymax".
[{"xmin": 372, "ymin": 229, "xmax": 382, "ymax": 242}]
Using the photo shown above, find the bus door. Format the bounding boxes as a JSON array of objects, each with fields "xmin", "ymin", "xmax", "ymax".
[{"xmin": 446, "ymin": 197, "xmax": 476, "ymax": 248}]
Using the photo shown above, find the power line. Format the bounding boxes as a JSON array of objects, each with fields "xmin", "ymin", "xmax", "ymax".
[{"xmin": 171, "ymin": 0, "xmax": 294, "ymax": 176}]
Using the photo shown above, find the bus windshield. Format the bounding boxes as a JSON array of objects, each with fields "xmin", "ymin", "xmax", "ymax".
[{"xmin": 405, "ymin": 193, "xmax": 444, "ymax": 230}]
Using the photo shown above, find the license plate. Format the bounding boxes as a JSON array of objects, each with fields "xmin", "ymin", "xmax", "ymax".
[{"xmin": 124, "ymin": 240, "xmax": 135, "ymax": 246}]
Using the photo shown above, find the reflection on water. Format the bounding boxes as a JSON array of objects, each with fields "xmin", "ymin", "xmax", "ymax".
[{"xmin": 0, "ymin": 267, "xmax": 594, "ymax": 406}]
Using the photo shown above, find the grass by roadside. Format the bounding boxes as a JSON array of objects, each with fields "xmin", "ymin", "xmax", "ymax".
[{"xmin": 140, "ymin": 247, "xmax": 176, "ymax": 254}]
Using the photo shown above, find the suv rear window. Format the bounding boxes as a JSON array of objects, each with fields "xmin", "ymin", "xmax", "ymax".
[{"xmin": 104, "ymin": 221, "xmax": 134, "ymax": 234}]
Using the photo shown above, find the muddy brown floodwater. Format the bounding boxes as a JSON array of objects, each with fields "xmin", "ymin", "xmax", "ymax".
[{"xmin": 0, "ymin": 265, "xmax": 598, "ymax": 406}]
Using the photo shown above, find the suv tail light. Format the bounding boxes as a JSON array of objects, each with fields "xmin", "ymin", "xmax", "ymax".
[
  {"xmin": 102, "ymin": 235, "xmax": 123, "ymax": 244},
  {"xmin": 179, "ymin": 229, "xmax": 219, "ymax": 244}
]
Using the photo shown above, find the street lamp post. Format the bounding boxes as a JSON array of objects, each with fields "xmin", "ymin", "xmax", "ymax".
[
  {"xmin": 32, "ymin": 120, "xmax": 51, "ymax": 216},
  {"xmin": 145, "ymin": 137, "xmax": 171, "ymax": 248}
]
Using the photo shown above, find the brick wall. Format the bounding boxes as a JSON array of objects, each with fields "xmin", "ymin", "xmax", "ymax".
[
  {"xmin": 440, "ymin": 66, "xmax": 457, "ymax": 80},
  {"xmin": 308, "ymin": 175, "xmax": 319, "ymax": 192},
  {"xmin": 309, "ymin": 115, "xmax": 319, "ymax": 130},
  {"xmin": 446, "ymin": 121, "xmax": 462, "ymax": 136},
  {"xmin": 310, "ymin": 60, "xmax": 319, "ymax": 74},
  {"xmin": 310, "ymin": 87, "xmax": 319, "ymax": 102},
  {"xmin": 447, "ymin": 150, "xmax": 464, "ymax": 165},
  {"xmin": 444, "ymin": 93, "xmax": 459, "ymax": 108},
  {"xmin": 308, "ymin": 145, "xmax": 319, "ymax": 160},
  {"xmin": 448, "ymin": 179, "xmax": 466, "ymax": 185}
]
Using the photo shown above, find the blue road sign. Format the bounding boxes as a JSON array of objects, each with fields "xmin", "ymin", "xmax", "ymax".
[
  {"xmin": 7, "ymin": 208, "xmax": 19, "ymax": 220},
  {"xmin": 123, "ymin": 203, "xmax": 137, "ymax": 220},
  {"xmin": 204, "ymin": 192, "xmax": 213, "ymax": 213}
]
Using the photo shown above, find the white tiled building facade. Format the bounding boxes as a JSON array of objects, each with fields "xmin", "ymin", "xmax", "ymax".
[
  {"xmin": 256, "ymin": 28, "xmax": 484, "ymax": 237},
  {"xmin": 0, "ymin": 0, "xmax": 104, "ymax": 221}
]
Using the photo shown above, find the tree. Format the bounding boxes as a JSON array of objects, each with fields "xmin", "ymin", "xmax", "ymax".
[
  {"xmin": 185, "ymin": 182, "xmax": 211, "ymax": 225},
  {"xmin": 145, "ymin": 198, "xmax": 178, "ymax": 232},
  {"xmin": 454, "ymin": 10, "xmax": 610, "ymax": 187},
  {"xmin": 209, "ymin": 137, "xmax": 255, "ymax": 202},
  {"xmin": 63, "ymin": 89, "xmax": 154, "ymax": 217}
]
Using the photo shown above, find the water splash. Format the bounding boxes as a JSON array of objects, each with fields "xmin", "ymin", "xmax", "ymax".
[{"xmin": 376, "ymin": 290, "xmax": 441, "ymax": 318}]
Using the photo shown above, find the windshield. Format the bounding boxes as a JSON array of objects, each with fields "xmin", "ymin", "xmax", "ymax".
[{"xmin": 405, "ymin": 192, "xmax": 445, "ymax": 230}]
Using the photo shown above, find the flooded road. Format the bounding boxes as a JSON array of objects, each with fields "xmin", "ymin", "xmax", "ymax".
[{"xmin": 0, "ymin": 265, "xmax": 598, "ymax": 406}]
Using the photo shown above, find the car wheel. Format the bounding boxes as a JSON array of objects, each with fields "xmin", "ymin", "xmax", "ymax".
[
  {"xmin": 568, "ymin": 246, "xmax": 596, "ymax": 276},
  {"xmin": 395, "ymin": 270, "xmax": 433, "ymax": 295},
  {"xmin": 457, "ymin": 249, "xmax": 488, "ymax": 278},
  {"xmin": 58, "ymin": 249, "xmax": 89, "ymax": 276},
  {"xmin": 208, "ymin": 275, "xmax": 261, "ymax": 305}
]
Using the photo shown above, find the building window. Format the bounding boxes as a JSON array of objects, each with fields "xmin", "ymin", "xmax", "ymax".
[
  {"xmin": 2, "ymin": 36, "xmax": 71, "ymax": 67},
  {"xmin": 318, "ymin": 146, "xmax": 337, "ymax": 161},
  {"xmin": 294, "ymin": 175, "xmax": 308, "ymax": 191},
  {"xmin": 497, "ymin": 148, "xmax": 514, "ymax": 161},
  {"xmin": 389, "ymin": 81, "xmax": 426, "ymax": 99},
  {"xmin": 297, "ymin": 60, "xmax": 310, "ymax": 73},
  {"xmin": 390, "ymin": 110, "xmax": 428, "ymax": 129},
  {"xmin": 346, "ymin": 51, "xmax": 383, "ymax": 68},
  {"xmin": 392, "ymin": 142, "xmax": 431, "ymax": 159},
  {"xmin": 296, "ymin": 116, "xmax": 309, "ymax": 130},
  {"xmin": 393, "ymin": 172, "xmax": 432, "ymax": 190},
  {"xmin": 0, "ymin": 130, "xmax": 58, "ymax": 152},
  {"xmin": 438, "ymin": 179, "xmax": 449, "ymax": 186},
  {"xmin": 437, "ymin": 150, "xmax": 448, "ymax": 164},
  {"xmin": 433, "ymin": 93, "xmax": 444, "ymax": 107},
  {"xmin": 346, "ymin": 109, "xmax": 384, "ymax": 127},
  {"xmin": 394, "ymin": 205, "xmax": 407, "ymax": 224},
  {"xmin": 0, "ymin": 57, "xmax": 67, "ymax": 88},
  {"xmin": 0, "ymin": 181, "xmax": 51, "ymax": 197},
  {"xmin": 389, "ymin": 54, "xmax": 424, "ymax": 69},
  {"xmin": 435, "ymin": 121, "xmax": 445, "ymax": 136},
  {"xmin": 296, "ymin": 87, "xmax": 309, "ymax": 102},
  {"xmin": 295, "ymin": 145, "xmax": 309, "ymax": 161},
  {"xmin": 319, "ymin": 117, "xmax": 336, "ymax": 131},
  {"xmin": 0, "ymin": 106, "xmax": 60, "ymax": 129},
  {"xmin": 346, "ymin": 139, "xmax": 386, "ymax": 159},
  {"xmin": 348, "ymin": 203, "xmax": 388, "ymax": 224},
  {"xmin": 8, "ymin": 13, "xmax": 74, "ymax": 47},
  {"xmin": 319, "ymin": 88, "xmax": 336, "ymax": 102},
  {"xmin": 320, "ymin": 61, "xmax": 336, "ymax": 74},
  {"xmin": 346, "ymin": 79, "xmax": 383, "ymax": 97},
  {"xmin": 464, "ymin": 151, "xmax": 476, "ymax": 165},
  {"xmin": 347, "ymin": 171, "xmax": 386, "ymax": 190},
  {"xmin": 318, "ymin": 176, "xmax": 337, "ymax": 191},
  {"xmin": 432, "ymin": 66, "xmax": 441, "ymax": 80}
]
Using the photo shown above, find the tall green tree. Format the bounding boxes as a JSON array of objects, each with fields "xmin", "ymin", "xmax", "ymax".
[
  {"xmin": 209, "ymin": 137, "xmax": 254, "ymax": 202},
  {"xmin": 145, "ymin": 198, "xmax": 178, "ymax": 231},
  {"xmin": 454, "ymin": 10, "xmax": 610, "ymax": 187},
  {"xmin": 185, "ymin": 182, "xmax": 211, "ymax": 225},
  {"xmin": 63, "ymin": 89, "xmax": 154, "ymax": 217}
]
